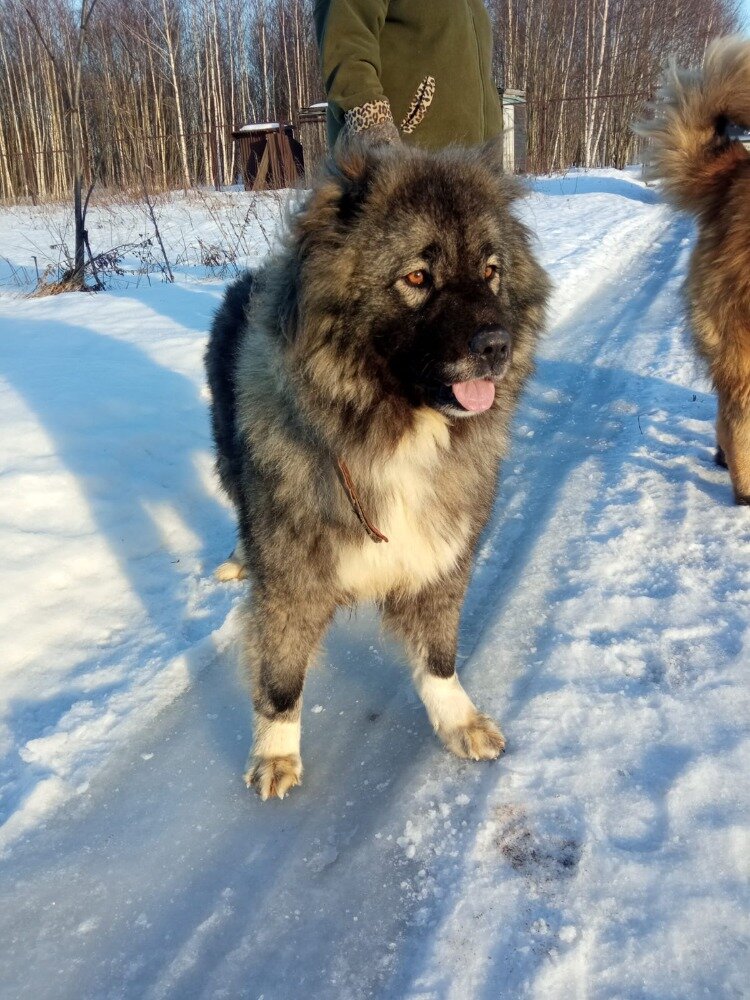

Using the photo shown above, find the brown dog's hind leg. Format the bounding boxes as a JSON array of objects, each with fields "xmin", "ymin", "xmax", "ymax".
[
  {"xmin": 242, "ymin": 585, "xmax": 336, "ymax": 800},
  {"xmin": 718, "ymin": 398, "xmax": 750, "ymax": 505},
  {"xmin": 383, "ymin": 577, "xmax": 505, "ymax": 761},
  {"xmin": 715, "ymin": 408, "xmax": 730, "ymax": 469}
]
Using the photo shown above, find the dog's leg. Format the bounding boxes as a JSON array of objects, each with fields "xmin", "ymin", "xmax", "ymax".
[
  {"xmin": 383, "ymin": 579, "xmax": 505, "ymax": 761},
  {"xmin": 718, "ymin": 397, "xmax": 750, "ymax": 504},
  {"xmin": 242, "ymin": 585, "xmax": 336, "ymax": 800},
  {"xmin": 716, "ymin": 408, "xmax": 730, "ymax": 469}
]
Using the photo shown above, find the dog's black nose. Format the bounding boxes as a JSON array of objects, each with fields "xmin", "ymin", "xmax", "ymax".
[{"xmin": 469, "ymin": 327, "xmax": 511, "ymax": 366}]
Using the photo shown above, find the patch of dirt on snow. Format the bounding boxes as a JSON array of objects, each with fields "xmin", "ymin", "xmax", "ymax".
[{"xmin": 494, "ymin": 804, "xmax": 581, "ymax": 882}]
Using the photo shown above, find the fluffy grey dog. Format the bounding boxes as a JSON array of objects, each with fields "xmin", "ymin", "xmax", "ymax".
[{"xmin": 206, "ymin": 143, "xmax": 550, "ymax": 800}]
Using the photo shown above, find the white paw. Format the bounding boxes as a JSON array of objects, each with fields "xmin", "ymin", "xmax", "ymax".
[
  {"xmin": 417, "ymin": 672, "xmax": 505, "ymax": 761},
  {"xmin": 244, "ymin": 754, "xmax": 302, "ymax": 800},
  {"xmin": 441, "ymin": 712, "xmax": 506, "ymax": 761},
  {"xmin": 215, "ymin": 557, "xmax": 247, "ymax": 582}
]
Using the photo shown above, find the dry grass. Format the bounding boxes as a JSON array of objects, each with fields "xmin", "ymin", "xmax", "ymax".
[
  {"xmin": 1, "ymin": 185, "xmax": 291, "ymax": 295},
  {"xmin": 28, "ymin": 277, "xmax": 87, "ymax": 297}
]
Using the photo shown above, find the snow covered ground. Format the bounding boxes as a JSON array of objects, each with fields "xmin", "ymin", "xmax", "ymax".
[{"xmin": 0, "ymin": 170, "xmax": 748, "ymax": 1000}]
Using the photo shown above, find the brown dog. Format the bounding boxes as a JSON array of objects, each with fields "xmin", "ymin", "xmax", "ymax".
[{"xmin": 636, "ymin": 37, "xmax": 750, "ymax": 504}]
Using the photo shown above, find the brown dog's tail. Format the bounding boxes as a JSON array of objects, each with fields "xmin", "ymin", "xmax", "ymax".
[{"xmin": 635, "ymin": 36, "xmax": 750, "ymax": 214}]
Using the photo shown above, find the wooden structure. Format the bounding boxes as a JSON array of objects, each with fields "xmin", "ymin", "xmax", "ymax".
[
  {"xmin": 297, "ymin": 102, "xmax": 329, "ymax": 183},
  {"xmin": 500, "ymin": 89, "xmax": 528, "ymax": 173},
  {"xmin": 232, "ymin": 123, "xmax": 303, "ymax": 190}
]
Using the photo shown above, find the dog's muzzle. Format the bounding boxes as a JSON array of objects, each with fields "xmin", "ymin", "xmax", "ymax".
[{"xmin": 444, "ymin": 327, "xmax": 513, "ymax": 413}]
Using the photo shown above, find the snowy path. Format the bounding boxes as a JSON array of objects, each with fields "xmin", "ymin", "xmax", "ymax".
[{"xmin": 0, "ymin": 173, "xmax": 748, "ymax": 999}]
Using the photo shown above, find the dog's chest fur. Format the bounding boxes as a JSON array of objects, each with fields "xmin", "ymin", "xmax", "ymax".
[{"xmin": 336, "ymin": 409, "xmax": 471, "ymax": 599}]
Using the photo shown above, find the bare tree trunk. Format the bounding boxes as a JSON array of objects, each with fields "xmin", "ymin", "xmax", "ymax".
[
  {"xmin": 160, "ymin": 0, "xmax": 191, "ymax": 189},
  {"xmin": 0, "ymin": 28, "xmax": 22, "ymax": 198}
]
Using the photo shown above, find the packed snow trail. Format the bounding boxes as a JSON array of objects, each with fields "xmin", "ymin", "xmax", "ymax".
[{"xmin": 0, "ymin": 173, "xmax": 748, "ymax": 999}]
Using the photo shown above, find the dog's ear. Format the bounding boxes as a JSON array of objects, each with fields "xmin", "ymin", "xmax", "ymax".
[
  {"xmin": 279, "ymin": 144, "xmax": 381, "ymax": 345},
  {"xmin": 330, "ymin": 143, "xmax": 379, "ymax": 222},
  {"xmin": 323, "ymin": 141, "xmax": 382, "ymax": 224},
  {"xmin": 297, "ymin": 142, "xmax": 380, "ymax": 233}
]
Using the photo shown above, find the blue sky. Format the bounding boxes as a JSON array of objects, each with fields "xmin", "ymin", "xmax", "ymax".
[{"xmin": 741, "ymin": 0, "xmax": 750, "ymax": 29}]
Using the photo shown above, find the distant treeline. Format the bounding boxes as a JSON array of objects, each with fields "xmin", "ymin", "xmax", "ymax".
[
  {"xmin": 489, "ymin": 0, "xmax": 739, "ymax": 171},
  {"xmin": 0, "ymin": 0, "xmax": 740, "ymax": 201}
]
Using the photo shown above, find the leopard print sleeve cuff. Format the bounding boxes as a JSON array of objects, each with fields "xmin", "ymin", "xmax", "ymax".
[
  {"xmin": 341, "ymin": 78, "xmax": 436, "ymax": 147},
  {"xmin": 342, "ymin": 98, "xmax": 401, "ymax": 145}
]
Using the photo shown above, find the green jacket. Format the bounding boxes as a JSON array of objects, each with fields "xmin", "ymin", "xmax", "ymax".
[{"xmin": 313, "ymin": 0, "xmax": 504, "ymax": 150}]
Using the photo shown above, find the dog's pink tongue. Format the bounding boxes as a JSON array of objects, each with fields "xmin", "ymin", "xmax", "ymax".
[{"xmin": 452, "ymin": 379, "xmax": 495, "ymax": 412}]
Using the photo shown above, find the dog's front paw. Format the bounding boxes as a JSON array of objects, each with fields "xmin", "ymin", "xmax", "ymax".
[
  {"xmin": 442, "ymin": 712, "xmax": 506, "ymax": 761},
  {"xmin": 244, "ymin": 754, "xmax": 302, "ymax": 800}
]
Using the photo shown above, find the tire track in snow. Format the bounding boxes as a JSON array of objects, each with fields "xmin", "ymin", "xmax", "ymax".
[{"xmin": 464, "ymin": 203, "xmax": 683, "ymax": 644}]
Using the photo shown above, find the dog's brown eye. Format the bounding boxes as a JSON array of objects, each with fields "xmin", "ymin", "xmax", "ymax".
[
  {"xmin": 404, "ymin": 270, "xmax": 428, "ymax": 287},
  {"xmin": 484, "ymin": 264, "xmax": 498, "ymax": 281}
]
